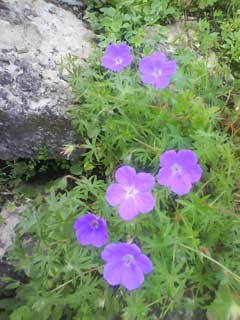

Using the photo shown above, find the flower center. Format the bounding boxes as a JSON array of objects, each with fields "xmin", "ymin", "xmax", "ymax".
[
  {"xmin": 90, "ymin": 219, "xmax": 99, "ymax": 230},
  {"xmin": 115, "ymin": 57, "xmax": 123, "ymax": 65},
  {"xmin": 125, "ymin": 186, "xmax": 138, "ymax": 198},
  {"xmin": 152, "ymin": 69, "xmax": 162, "ymax": 78},
  {"xmin": 123, "ymin": 254, "xmax": 135, "ymax": 266},
  {"xmin": 171, "ymin": 163, "xmax": 182, "ymax": 175}
]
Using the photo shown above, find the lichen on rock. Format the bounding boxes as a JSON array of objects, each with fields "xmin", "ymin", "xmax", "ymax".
[{"xmin": 0, "ymin": 0, "xmax": 94, "ymax": 160}]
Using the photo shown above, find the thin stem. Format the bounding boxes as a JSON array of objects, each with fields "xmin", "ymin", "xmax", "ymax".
[
  {"xmin": 133, "ymin": 137, "xmax": 160, "ymax": 152},
  {"xmin": 179, "ymin": 243, "xmax": 240, "ymax": 283},
  {"xmin": 50, "ymin": 267, "xmax": 99, "ymax": 293},
  {"xmin": 51, "ymin": 276, "xmax": 79, "ymax": 293},
  {"xmin": 65, "ymin": 175, "xmax": 81, "ymax": 183},
  {"xmin": 209, "ymin": 191, "xmax": 226, "ymax": 206}
]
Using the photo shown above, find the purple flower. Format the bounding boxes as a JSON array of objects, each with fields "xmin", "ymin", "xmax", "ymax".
[
  {"xmin": 101, "ymin": 43, "xmax": 133, "ymax": 72},
  {"xmin": 101, "ymin": 243, "xmax": 153, "ymax": 291},
  {"xmin": 139, "ymin": 52, "xmax": 177, "ymax": 90},
  {"xmin": 74, "ymin": 213, "xmax": 108, "ymax": 248},
  {"xmin": 157, "ymin": 150, "xmax": 202, "ymax": 196},
  {"xmin": 106, "ymin": 166, "xmax": 155, "ymax": 221}
]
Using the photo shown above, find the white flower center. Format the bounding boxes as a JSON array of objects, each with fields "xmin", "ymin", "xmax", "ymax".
[
  {"xmin": 115, "ymin": 57, "xmax": 123, "ymax": 65},
  {"xmin": 152, "ymin": 69, "xmax": 162, "ymax": 78},
  {"xmin": 123, "ymin": 254, "xmax": 135, "ymax": 266},
  {"xmin": 171, "ymin": 163, "xmax": 182, "ymax": 175},
  {"xmin": 125, "ymin": 186, "xmax": 138, "ymax": 199}
]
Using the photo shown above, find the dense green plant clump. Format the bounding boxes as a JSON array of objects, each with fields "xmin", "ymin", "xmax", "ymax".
[
  {"xmin": 85, "ymin": 0, "xmax": 240, "ymax": 77},
  {"xmin": 1, "ymin": 1, "xmax": 240, "ymax": 320}
]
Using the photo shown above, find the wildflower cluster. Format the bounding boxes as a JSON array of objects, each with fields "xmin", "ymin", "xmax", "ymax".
[
  {"xmin": 74, "ymin": 45, "xmax": 203, "ymax": 290},
  {"xmin": 4, "ymin": 27, "xmax": 240, "ymax": 318},
  {"xmin": 74, "ymin": 148, "xmax": 202, "ymax": 290},
  {"xmin": 101, "ymin": 43, "xmax": 177, "ymax": 89}
]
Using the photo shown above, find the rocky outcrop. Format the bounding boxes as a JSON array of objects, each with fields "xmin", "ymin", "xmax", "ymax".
[{"xmin": 0, "ymin": 0, "xmax": 94, "ymax": 159}]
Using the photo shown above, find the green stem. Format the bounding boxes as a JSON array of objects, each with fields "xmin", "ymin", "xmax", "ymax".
[{"xmin": 179, "ymin": 243, "xmax": 240, "ymax": 283}]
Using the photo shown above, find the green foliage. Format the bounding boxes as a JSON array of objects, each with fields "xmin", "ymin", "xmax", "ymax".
[
  {"xmin": 207, "ymin": 286, "xmax": 240, "ymax": 320},
  {"xmin": 84, "ymin": 0, "xmax": 181, "ymax": 47},
  {"xmin": 2, "ymin": 44, "xmax": 240, "ymax": 319},
  {"xmin": 84, "ymin": 0, "xmax": 240, "ymax": 48},
  {"xmin": 217, "ymin": 15, "xmax": 240, "ymax": 76},
  {"xmin": 1, "ymin": 1, "xmax": 240, "ymax": 319}
]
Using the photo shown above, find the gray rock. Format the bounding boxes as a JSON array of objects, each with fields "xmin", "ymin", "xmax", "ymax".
[
  {"xmin": 0, "ymin": 207, "xmax": 20, "ymax": 259},
  {"xmin": 47, "ymin": 0, "xmax": 84, "ymax": 19},
  {"xmin": 0, "ymin": 0, "xmax": 94, "ymax": 160}
]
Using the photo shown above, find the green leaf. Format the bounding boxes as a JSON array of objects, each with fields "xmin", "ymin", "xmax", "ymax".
[
  {"xmin": 207, "ymin": 286, "xmax": 240, "ymax": 320},
  {"xmin": 44, "ymin": 176, "xmax": 68, "ymax": 192},
  {"xmin": 10, "ymin": 306, "xmax": 32, "ymax": 320}
]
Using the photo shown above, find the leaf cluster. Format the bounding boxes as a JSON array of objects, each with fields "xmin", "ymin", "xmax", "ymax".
[
  {"xmin": 1, "ymin": 2, "xmax": 240, "ymax": 319},
  {"xmin": 2, "ymin": 46, "xmax": 240, "ymax": 319}
]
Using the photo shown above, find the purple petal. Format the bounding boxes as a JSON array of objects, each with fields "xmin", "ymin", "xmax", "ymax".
[
  {"xmin": 176, "ymin": 150, "xmax": 202, "ymax": 183},
  {"xmin": 140, "ymin": 72, "xmax": 155, "ymax": 84},
  {"xmin": 74, "ymin": 223, "xmax": 89, "ymax": 240},
  {"xmin": 101, "ymin": 56, "xmax": 128, "ymax": 72},
  {"xmin": 139, "ymin": 57, "xmax": 155, "ymax": 74},
  {"xmin": 115, "ymin": 166, "xmax": 136, "ymax": 186},
  {"xmin": 117, "ymin": 43, "xmax": 132, "ymax": 56},
  {"xmin": 184, "ymin": 164, "xmax": 202, "ymax": 183},
  {"xmin": 128, "ymin": 243, "xmax": 141, "ymax": 255},
  {"xmin": 76, "ymin": 228, "xmax": 107, "ymax": 247},
  {"xmin": 89, "ymin": 229, "xmax": 108, "ymax": 248},
  {"xmin": 105, "ymin": 44, "xmax": 131, "ymax": 57},
  {"xmin": 74, "ymin": 213, "xmax": 94, "ymax": 230},
  {"xmin": 162, "ymin": 60, "xmax": 177, "ymax": 76},
  {"xmin": 151, "ymin": 52, "xmax": 166, "ymax": 61},
  {"xmin": 121, "ymin": 265, "xmax": 144, "ymax": 290},
  {"xmin": 152, "ymin": 76, "xmax": 170, "ymax": 90},
  {"xmin": 101, "ymin": 243, "xmax": 141, "ymax": 263},
  {"xmin": 101, "ymin": 56, "xmax": 117, "ymax": 71},
  {"xmin": 136, "ymin": 254, "xmax": 153, "ymax": 274},
  {"xmin": 160, "ymin": 150, "xmax": 177, "ymax": 167},
  {"xmin": 177, "ymin": 150, "xmax": 198, "ymax": 166},
  {"xmin": 170, "ymin": 173, "xmax": 192, "ymax": 196},
  {"xmin": 112, "ymin": 64, "xmax": 127, "ymax": 72},
  {"xmin": 135, "ymin": 192, "xmax": 155, "ymax": 213},
  {"xmin": 101, "ymin": 244, "xmax": 124, "ymax": 262},
  {"xmin": 153, "ymin": 59, "xmax": 165, "ymax": 71},
  {"xmin": 118, "ymin": 198, "xmax": 140, "ymax": 221},
  {"xmin": 135, "ymin": 172, "xmax": 155, "ymax": 191},
  {"xmin": 103, "ymin": 262, "xmax": 121, "ymax": 286},
  {"xmin": 75, "ymin": 227, "xmax": 92, "ymax": 246},
  {"xmin": 105, "ymin": 44, "xmax": 120, "ymax": 56},
  {"xmin": 106, "ymin": 183, "xmax": 126, "ymax": 206},
  {"xmin": 157, "ymin": 167, "xmax": 173, "ymax": 186},
  {"xmin": 120, "ymin": 55, "xmax": 133, "ymax": 69}
]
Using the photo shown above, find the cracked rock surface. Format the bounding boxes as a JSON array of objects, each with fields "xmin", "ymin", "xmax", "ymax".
[{"xmin": 0, "ymin": 0, "xmax": 94, "ymax": 159}]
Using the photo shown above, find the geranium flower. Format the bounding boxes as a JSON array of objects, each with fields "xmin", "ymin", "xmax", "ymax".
[
  {"xmin": 139, "ymin": 52, "xmax": 177, "ymax": 89},
  {"xmin": 157, "ymin": 150, "xmax": 202, "ymax": 196},
  {"xmin": 101, "ymin": 43, "xmax": 133, "ymax": 72},
  {"xmin": 74, "ymin": 213, "xmax": 108, "ymax": 248},
  {"xmin": 101, "ymin": 243, "xmax": 153, "ymax": 291},
  {"xmin": 106, "ymin": 166, "xmax": 155, "ymax": 221}
]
